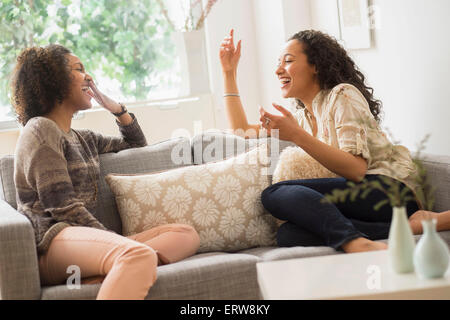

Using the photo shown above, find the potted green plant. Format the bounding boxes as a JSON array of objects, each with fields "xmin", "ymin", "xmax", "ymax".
[{"xmin": 324, "ymin": 122, "xmax": 435, "ymax": 274}]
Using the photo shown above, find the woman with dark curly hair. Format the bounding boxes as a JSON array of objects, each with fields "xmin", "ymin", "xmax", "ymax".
[
  {"xmin": 11, "ymin": 44, "xmax": 200, "ymax": 299},
  {"xmin": 219, "ymin": 29, "xmax": 421, "ymax": 253}
]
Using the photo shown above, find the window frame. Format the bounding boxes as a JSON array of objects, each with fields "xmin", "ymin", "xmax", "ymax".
[
  {"xmin": 0, "ymin": 119, "xmax": 19, "ymax": 131},
  {"xmin": 0, "ymin": 3, "xmax": 213, "ymax": 131},
  {"xmin": 0, "ymin": 34, "xmax": 212, "ymax": 132}
]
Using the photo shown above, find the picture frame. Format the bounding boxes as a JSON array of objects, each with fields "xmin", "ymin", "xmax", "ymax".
[{"xmin": 337, "ymin": 0, "xmax": 371, "ymax": 49}]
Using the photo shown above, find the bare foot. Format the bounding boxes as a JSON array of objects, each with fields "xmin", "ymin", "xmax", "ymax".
[
  {"xmin": 341, "ymin": 237, "xmax": 388, "ymax": 253},
  {"xmin": 408, "ymin": 210, "xmax": 438, "ymax": 235}
]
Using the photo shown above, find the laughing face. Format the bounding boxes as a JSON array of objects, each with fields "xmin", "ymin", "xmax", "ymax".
[
  {"xmin": 275, "ymin": 39, "xmax": 318, "ymax": 100},
  {"xmin": 65, "ymin": 54, "xmax": 94, "ymax": 111}
]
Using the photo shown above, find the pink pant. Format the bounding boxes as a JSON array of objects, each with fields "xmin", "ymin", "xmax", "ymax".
[{"xmin": 38, "ymin": 224, "xmax": 200, "ymax": 300}]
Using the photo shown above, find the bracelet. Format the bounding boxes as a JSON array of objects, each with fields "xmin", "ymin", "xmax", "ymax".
[
  {"xmin": 112, "ymin": 103, "xmax": 128, "ymax": 117},
  {"xmin": 223, "ymin": 93, "xmax": 240, "ymax": 97}
]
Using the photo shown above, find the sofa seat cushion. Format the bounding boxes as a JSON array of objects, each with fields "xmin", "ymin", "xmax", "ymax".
[
  {"xmin": 36, "ymin": 231, "xmax": 450, "ymax": 300},
  {"xmin": 147, "ymin": 252, "xmax": 261, "ymax": 299},
  {"xmin": 241, "ymin": 246, "xmax": 340, "ymax": 262},
  {"xmin": 41, "ymin": 252, "xmax": 261, "ymax": 300},
  {"xmin": 241, "ymin": 230, "xmax": 450, "ymax": 263},
  {"xmin": 41, "ymin": 283, "xmax": 101, "ymax": 300}
]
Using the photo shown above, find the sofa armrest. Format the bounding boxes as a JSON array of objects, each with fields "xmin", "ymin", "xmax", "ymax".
[{"xmin": 0, "ymin": 200, "xmax": 41, "ymax": 299}]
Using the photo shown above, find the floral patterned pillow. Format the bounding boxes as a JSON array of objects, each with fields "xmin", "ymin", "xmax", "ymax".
[{"xmin": 105, "ymin": 145, "xmax": 278, "ymax": 253}]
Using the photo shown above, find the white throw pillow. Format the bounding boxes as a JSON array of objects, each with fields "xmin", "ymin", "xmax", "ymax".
[
  {"xmin": 105, "ymin": 145, "xmax": 278, "ymax": 253},
  {"xmin": 272, "ymin": 146, "xmax": 338, "ymax": 184}
]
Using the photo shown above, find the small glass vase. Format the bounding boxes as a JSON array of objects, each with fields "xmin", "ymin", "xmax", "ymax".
[
  {"xmin": 388, "ymin": 206, "xmax": 416, "ymax": 273},
  {"xmin": 413, "ymin": 218, "xmax": 450, "ymax": 279}
]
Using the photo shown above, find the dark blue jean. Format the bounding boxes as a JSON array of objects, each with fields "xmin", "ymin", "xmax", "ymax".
[{"xmin": 261, "ymin": 175, "xmax": 419, "ymax": 250}]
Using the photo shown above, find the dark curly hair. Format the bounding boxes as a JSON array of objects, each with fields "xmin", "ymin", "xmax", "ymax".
[
  {"xmin": 290, "ymin": 30, "xmax": 383, "ymax": 123},
  {"xmin": 10, "ymin": 44, "xmax": 73, "ymax": 126}
]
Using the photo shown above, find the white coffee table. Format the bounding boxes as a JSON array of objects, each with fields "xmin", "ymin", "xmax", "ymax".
[{"xmin": 256, "ymin": 250, "xmax": 450, "ymax": 300}]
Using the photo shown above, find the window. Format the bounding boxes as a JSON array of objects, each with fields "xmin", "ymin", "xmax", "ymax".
[{"xmin": 0, "ymin": 0, "xmax": 184, "ymax": 124}]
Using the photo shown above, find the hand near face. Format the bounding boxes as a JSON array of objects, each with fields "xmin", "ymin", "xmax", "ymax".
[
  {"xmin": 87, "ymin": 80, "xmax": 122, "ymax": 114},
  {"xmin": 259, "ymin": 103, "xmax": 304, "ymax": 141},
  {"xmin": 219, "ymin": 29, "xmax": 242, "ymax": 74}
]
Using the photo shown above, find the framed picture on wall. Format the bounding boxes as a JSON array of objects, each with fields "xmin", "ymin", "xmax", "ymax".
[{"xmin": 337, "ymin": 0, "xmax": 371, "ymax": 49}]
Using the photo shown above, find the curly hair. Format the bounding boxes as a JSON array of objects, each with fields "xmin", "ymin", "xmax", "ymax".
[
  {"xmin": 289, "ymin": 30, "xmax": 383, "ymax": 123},
  {"xmin": 10, "ymin": 44, "xmax": 73, "ymax": 126}
]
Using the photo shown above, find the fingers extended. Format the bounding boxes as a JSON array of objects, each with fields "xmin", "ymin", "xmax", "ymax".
[{"xmin": 220, "ymin": 38, "xmax": 234, "ymax": 52}]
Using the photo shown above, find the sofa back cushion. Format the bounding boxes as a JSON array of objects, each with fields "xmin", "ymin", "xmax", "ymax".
[
  {"xmin": 420, "ymin": 153, "xmax": 450, "ymax": 212},
  {"xmin": 96, "ymin": 137, "xmax": 192, "ymax": 233},
  {"xmin": 106, "ymin": 145, "xmax": 279, "ymax": 252},
  {"xmin": 0, "ymin": 155, "xmax": 15, "ymax": 208},
  {"xmin": 0, "ymin": 137, "xmax": 192, "ymax": 234},
  {"xmin": 191, "ymin": 130, "xmax": 296, "ymax": 169}
]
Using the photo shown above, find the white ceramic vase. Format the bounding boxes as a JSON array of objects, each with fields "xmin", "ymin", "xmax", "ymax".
[
  {"xmin": 413, "ymin": 218, "xmax": 450, "ymax": 279},
  {"xmin": 172, "ymin": 29, "xmax": 210, "ymax": 96},
  {"xmin": 388, "ymin": 206, "xmax": 416, "ymax": 273}
]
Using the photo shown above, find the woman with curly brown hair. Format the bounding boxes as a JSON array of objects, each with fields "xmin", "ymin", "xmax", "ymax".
[
  {"xmin": 11, "ymin": 44, "xmax": 200, "ymax": 299},
  {"xmin": 219, "ymin": 29, "xmax": 421, "ymax": 253}
]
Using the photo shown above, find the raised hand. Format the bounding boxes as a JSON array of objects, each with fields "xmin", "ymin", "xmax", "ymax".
[
  {"xmin": 87, "ymin": 79, "xmax": 122, "ymax": 114},
  {"xmin": 219, "ymin": 29, "xmax": 242, "ymax": 74}
]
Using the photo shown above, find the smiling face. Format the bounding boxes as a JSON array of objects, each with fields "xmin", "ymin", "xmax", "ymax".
[
  {"xmin": 64, "ymin": 54, "xmax": 94, "ymax": 111},
  {"xmin": 275, "ymin": 39, "xmax": 319, "ymax": 100}
]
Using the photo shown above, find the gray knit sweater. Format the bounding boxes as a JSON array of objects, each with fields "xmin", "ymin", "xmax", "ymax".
[{"xmin": 14, "ymin": 114, "xmax": 147, "ymax": 254}]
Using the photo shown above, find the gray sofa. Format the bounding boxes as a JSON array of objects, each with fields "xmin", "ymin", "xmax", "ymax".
[{"xmin": 1, "ymin": 131, "xmax": 449, "ymax": 300}]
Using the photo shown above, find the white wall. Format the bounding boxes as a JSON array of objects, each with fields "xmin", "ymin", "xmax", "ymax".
[
  {"xmin": 281, "ymin": 0, "xmax": 312, "ymax": 39},
  {"xmin": 204, "ymin": 0, "xmax": 450, "ymax": 155},
  {"xmin": 204, "ymin": 0, "xmax": 263, "ymax": 129},
  {"xmin": 204, "ymin": 0, "xmax": 314, "ymax": 125},
  {"xmin": 252, "ymin": 0, "xmax": 286, "ymax": 114},
  {"xmin": 309, "ymin": 0, "xmax": 450, "ymax": 155}
]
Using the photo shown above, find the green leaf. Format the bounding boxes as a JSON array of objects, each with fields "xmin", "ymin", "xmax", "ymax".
[
  {"xmin": 370, "ymin": 180, "xmax": 384, "ymax": 190},
  {"xmin": 49, "ymin": 33, "xmax": 58, "ymax": 43},
  {"xmin": 360, "ymin": 188, "xmax": 373, "ymax": 199},
  {"xmin": 0, "ymin": 0, "xmax": 179, "ymax": 106},
  {"xmin": 373, "ymin": 199, "xmax": 389, "ymax": 211},
  {"xmin": 350, "ymin": 188, "xmax": 359, "ymax": 202}
]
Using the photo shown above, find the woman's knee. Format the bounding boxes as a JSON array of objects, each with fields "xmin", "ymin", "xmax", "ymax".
[
  {"xmin": 165, "ymin": 224, "xmax": 201, "ymax": 254},
  {"xmin": 179, "ymin": 224, "xmax": 200, "ymax": 251},
  {"xmin": 261, "ymin": 183, "xmax": 283, "ymax": 212},
  {"xmin": 262, "ymin": 182, "xmax": 317, "ymax": 206},
  {"xmin": 118, "ymin": 244, "xmax": 158, "ymax": 275},
  {"xmin": 261, "ymin": 183, "xmax": 322, "ymax": 220}
]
